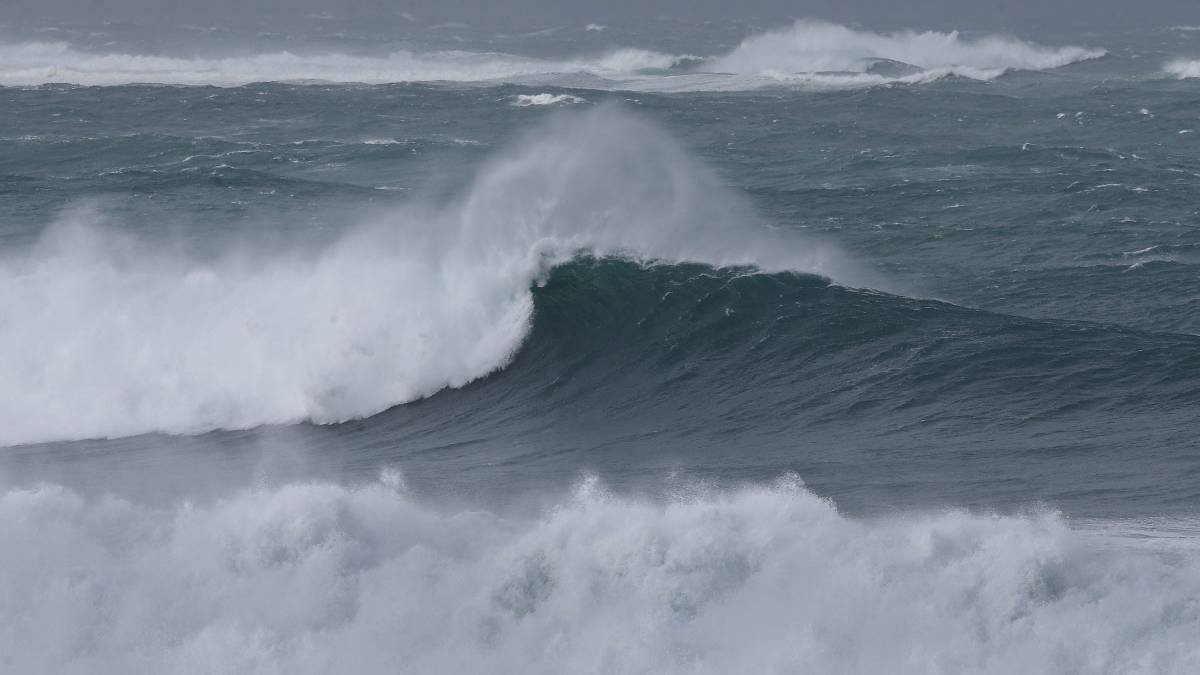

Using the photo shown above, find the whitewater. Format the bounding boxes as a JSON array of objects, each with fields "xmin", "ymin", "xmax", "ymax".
[
  {"xmin": 0, "ymin": 107, "xmax": 862, "ymax": 446},
  {"xmin": 0, "ymin": 21, "xmax": 1106, "ymax": 88},
  {"xmin": 3, "ymin": 474, "xmax": 1199, "ymax": 674}
]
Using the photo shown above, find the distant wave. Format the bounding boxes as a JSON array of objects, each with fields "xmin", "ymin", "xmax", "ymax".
[
  {"xmin": 0, "ymin": 41, "xmax": 682, "ymax": 87},
  {"xmin": 1165, "ymin": 59, "xmax": 1200, "ymax": 78},
  {"xmin": 2, "ymin": 474, "xmax": 1198, "ymax": 673},
  {"xmin": 708, "ymin": 21, "xmax": 1105, "ymax": 83},
  {"xmin": 0, "ymin": 21, "xmax": 1103, "ymax": 89},
  {"xmin": 0, "ymin": 106, "xmax": 864, "ymax": 446}
]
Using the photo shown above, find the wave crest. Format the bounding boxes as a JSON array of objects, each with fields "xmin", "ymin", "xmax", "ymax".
[
  {"xmin": 0, "ymin": 41, "xmax": 683, "ymax": 87},
  {"xmin": 0, "ymin": 23, "xmax": 1104, "ymax": 89},
  {"xmin": 0, "ymin": 106, "xmax": 862, "ymax": 446},
  {"xmin": 708, "ymin": 21, "xmax": 1105, "ymax": 82}
]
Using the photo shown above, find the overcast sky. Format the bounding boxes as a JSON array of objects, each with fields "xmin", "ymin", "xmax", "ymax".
[{"xmin": 3, "ymin": 0, "xmax": 1197, "ymax": 34}]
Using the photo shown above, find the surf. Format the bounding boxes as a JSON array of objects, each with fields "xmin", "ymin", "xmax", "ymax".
[
  {"xmin": 2, "ymin": 473, "xmax": 1198, "ymax": 674},
  {"xmin": 0, "ymin": 106, "xmax": 863, "ymax": 446}
]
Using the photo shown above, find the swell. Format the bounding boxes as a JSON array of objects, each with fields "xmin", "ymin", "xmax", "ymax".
[
  {"xmin": 5, "ymin": 105, "xmax": 1198, "ymax": 451},
  {"xmin": 0, "ymin": 106, "xmax": 865, "ymax": 446},
  {"xmin": 708, "ymin": 20, "xmax": 1105, "ymax": 83},
  {"xmin": 8, "ymin": 258, "xmax": 1199, "ymax": 514},
  {"xmin": 480, "ymin": 259, "xmax": 1200, "ymax": 441}
]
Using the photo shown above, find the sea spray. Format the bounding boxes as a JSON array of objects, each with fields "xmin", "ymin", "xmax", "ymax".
[
  {"xmin": 710, "ymin": 20, "xmax": 1105, "ymax": 80},
  {"xmin": 0, "ymin": 106, "xmax": 861, "ymax": 446},
  {"xmin": 1, "ymin": 474, "xmax": 1197, "ymax": 674}
]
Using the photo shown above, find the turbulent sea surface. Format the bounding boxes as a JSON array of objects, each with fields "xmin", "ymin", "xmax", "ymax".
[{"xmin": 2, "ymin": 18, "xmax": 1200, "ymax": 674}]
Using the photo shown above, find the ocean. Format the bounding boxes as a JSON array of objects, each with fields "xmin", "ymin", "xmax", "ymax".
[{"xmin": 1, "ymin": 18, "xmax": 1199, "ymax": 673}]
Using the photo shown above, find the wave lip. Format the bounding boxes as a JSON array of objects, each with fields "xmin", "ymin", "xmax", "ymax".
[
  {"xmin": 707, "ymin": 21, "xmax": 1105, "ymax": 84},
  {"xmin": 0, "ymin": 106, "xmax": 865, "ymax": 446},
  {"xmin": 1165, "ymin": 59, "xmax": 1200, "ymax": 78}
]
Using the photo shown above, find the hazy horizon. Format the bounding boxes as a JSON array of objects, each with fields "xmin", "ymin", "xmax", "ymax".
[{"xmin": 4, "ymin": 0, "xmax": 1199, "ymax": 34}]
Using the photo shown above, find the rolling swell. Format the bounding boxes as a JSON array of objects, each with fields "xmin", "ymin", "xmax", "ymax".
[
  {"xmin": 5, "ymin": 103, "xmax": 1197, "ymax": 512},
  {"xmin": 453, "ymin": 260, "xmax": 1200, "ymax": 487},
  {"xmin": 186, "ymin": 255, "xmax": 1196, "ymax": 516}
]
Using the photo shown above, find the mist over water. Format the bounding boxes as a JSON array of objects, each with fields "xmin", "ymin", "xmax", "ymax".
[
  {"xmin": 0, "ymin": 107, "xmax": 860, "ymax": 446},
  {"xmin": 0, "ymin": 21, "xmax": 1110, "ymax": 88},
  {"xmin": 3, "ymin": 12, "xmax": 1200, "ymax": 675}
]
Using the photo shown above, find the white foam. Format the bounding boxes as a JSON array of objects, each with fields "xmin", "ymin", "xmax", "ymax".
[
  {"xmin": 0, "ymin": 107, "xmax": 866, "ymax": 446},
  {"xmin": 1, "ymin": 474, "xmax": 1197, "ymax": 674},
  {"xmin": 708, "ymin": 21, "xmax": 1105, "ymax": 82},
  {"xmin": 512, "ymin": 93, "xmax": 585, "ymax": 106},
  {"xmin": 1165, "ymin": 59, "xmax": 1200, "ymax": 78},
  {"xmin": 0, "ymin": 23, "xmax": 1103, "ymax": 90},
  {"xmin": 0, "ymin": 41, "xmax": 683, "ymax": 87}
]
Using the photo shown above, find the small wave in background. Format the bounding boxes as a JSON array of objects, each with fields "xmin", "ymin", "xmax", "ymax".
[{"xmin": 0, "ymin": 20, "xmax": 1105, "ymax": 89}]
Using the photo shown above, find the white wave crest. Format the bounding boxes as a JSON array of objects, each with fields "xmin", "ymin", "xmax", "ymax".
[
  {"xmin": 0, "ymin": 106, "xmax": 865, "ymax": 446},
  {"xmin": 1, "ymin": 475, "xmax": 1197, "ymax": 674},
  {"xmin": 0, "ymin": 23, "xmax": 1102, "ymax": 90},
  {"xmin": 708, "ymin": 21, "xmax": 1105, "ymax": 82},
  {"xmin": 1165, "ymin": 59, "xmax": 1200, "ymax": 78},
  {"xmin": 0, "ymin": 41, "xmax": 683, "ymax": 87},
  {"xmin": 512, "ymin": 93, "xmax": 585, "ymax": 106}
]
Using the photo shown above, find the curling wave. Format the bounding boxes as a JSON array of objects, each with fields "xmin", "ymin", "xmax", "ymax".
[
  {"xmin": 1, "ymin": 474, "xmax": 1198, "ymax": 674},
  {"xmin": 0, "ymin": 106, "xmax": 864, "ymax": 446}
]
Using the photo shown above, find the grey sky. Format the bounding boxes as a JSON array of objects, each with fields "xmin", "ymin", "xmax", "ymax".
[{"xmin": 4, "ymin": 0, "xmax": 1197, "ymax": 32}]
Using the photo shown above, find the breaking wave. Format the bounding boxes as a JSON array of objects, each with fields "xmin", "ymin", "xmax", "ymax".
[
  {"xmin": 0, "ymin": 21, "xmax": 1104, "ymax": 89},
  {"xmin": 1, "ymin": 474, "xmax": 1197, "ymax": 674},
  {"xmin": 0, "ymin": 41, "xmax": 681, "ymax": 87},
  {"xmin": 1165, "ymin": 59, "xmax": 1200, "ymax": 78},
  {"xmin": 708, "ymin": 21, "xmax": 1106, "ymax": 83},
  {"xmin": 0, "ymin": 106, "xmax": 864, "ymax": 446}
]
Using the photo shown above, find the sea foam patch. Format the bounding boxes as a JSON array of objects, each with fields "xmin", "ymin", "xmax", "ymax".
[{"xmin": 1, "ymin": 474, "xmax": 1197, "ymax": 674}]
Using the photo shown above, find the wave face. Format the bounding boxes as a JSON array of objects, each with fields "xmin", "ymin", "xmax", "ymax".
[
  {"xmin": 708, "ymin": 21, "xmax": 1105, "ymax": 83},
  {"xmin": 2, "ymin": 475, "xmax": 1198, "ymax": 674},
  {"xmin": 0, "ymin": 107, "xmax": 862, "ymax": 446}
]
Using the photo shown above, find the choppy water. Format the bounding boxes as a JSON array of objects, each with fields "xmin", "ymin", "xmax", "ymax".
[{"xmin": 2, "ymin": 19, "xmax": 1200, "ymax": 674}]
